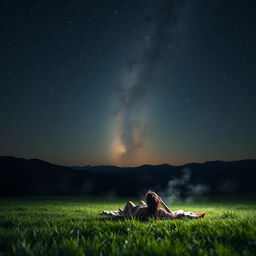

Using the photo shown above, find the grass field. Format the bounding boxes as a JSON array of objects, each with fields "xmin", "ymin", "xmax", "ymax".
[{"xmin": 0, "ymin": 195, "xmax": 256, "ymax": 256}]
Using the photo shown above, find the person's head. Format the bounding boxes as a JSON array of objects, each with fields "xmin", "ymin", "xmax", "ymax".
[{"xmin": 145, "ymin": 191, "xmax": 160, "ymax": 218}]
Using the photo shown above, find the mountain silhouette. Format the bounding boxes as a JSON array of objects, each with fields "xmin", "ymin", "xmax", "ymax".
[{"xmin": 0, "ymin": 156, "xmax": 256, "ymax": 196}]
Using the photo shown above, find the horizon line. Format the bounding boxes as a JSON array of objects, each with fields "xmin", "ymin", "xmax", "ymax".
[{"xmin": 1, "ymin": 155, "xmax": 256, "ymax": 169}]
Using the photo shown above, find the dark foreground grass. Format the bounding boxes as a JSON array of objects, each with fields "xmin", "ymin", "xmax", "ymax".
[{"xmin": 0, "ymin": 195, "xmax": 256, "ymax": 256}]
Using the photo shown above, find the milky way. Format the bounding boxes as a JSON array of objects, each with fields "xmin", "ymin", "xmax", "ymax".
[
  {"xmin": 113, "ymin": 1, "xmax": 187, "ymax": 165},
  {"xmin": 1, "ymin": 0, "xmax": 256, "ymax": 166}
]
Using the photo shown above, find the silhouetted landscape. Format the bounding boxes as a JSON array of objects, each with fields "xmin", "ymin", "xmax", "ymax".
[{"xmin": 1, "ymin": 156, "xmax": 255, "ymax": 197}]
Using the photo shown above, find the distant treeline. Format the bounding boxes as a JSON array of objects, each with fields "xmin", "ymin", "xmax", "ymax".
[{"xmin": 0, "ymin": 156, "xmax": 256, "ymax": 196}]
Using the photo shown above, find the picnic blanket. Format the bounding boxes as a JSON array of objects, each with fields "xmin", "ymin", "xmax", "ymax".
[
  {"xmin": 171, "ymin": 210, "xmax": 205, "ymax": 218},
  {"xmin": 101, "ymin": 209, "xmax": 205, "ymax": 218},
  {"xmin": 101, "ymin": 210, "xmax": 125, "ymax": 217}
]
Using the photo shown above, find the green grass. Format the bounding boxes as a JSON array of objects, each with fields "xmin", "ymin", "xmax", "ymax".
[{"xmin": 0, "ymin": 195, "xmax": 256, "ymax": 256}]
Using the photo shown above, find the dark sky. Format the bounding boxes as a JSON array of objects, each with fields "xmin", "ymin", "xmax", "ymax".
[{"xmin": 1, "ymin": 0, "xmax": 256, "ymax": 166}]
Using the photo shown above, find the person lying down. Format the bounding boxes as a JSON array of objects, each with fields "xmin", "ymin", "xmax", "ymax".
[{"xmin": 101, "ymin": 191, "xmax": 205, "ymax": 220}]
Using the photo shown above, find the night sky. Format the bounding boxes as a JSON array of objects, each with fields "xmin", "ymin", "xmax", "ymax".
[{"xmin": 1, "ymin": 0, "xmax": 256, "ymax": 167}]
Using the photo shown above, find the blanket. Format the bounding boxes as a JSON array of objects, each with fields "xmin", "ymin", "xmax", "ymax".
[
  {"xmin": 101, "ymin": 210, "xmax": 125, "ymax": 217},
  {"xmin": 101, "ymin": 209, "xmax": 205, "ymax": 218}
]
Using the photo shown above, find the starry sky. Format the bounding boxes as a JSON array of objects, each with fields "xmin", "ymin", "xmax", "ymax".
[{"xmin": 1, "ymin": 0, "xmax": 256, "ymax": 167}]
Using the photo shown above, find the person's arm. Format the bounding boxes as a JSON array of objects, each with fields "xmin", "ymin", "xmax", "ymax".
[
  {"xmin": 159, "ymin": 197, "xmax": 172, "ymax": 213},
  {"xmin": 157, "ymin": 208, "xmax": 174, "ymax": 219}
]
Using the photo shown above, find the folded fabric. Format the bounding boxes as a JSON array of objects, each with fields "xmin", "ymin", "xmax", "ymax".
[
  {"xmin": 101, "ymin": 210, "xmax": 125, "ymax": 217},
  {"xmin": 172, "ymin": 210, "xmax": 205, "ymax": 218},
  {"xmin": 101, "ymin": 209, "xmax": 205, "ymax": 218}
]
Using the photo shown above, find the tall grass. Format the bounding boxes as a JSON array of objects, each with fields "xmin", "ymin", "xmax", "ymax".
[{"xmin": 0, "ymin": 196, "xmax": 255, "ymax": 256}]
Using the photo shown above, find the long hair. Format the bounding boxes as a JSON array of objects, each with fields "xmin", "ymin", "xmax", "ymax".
[{"xmin": 145, "ymin": 191, "xmax": 160, "ymax": 219}]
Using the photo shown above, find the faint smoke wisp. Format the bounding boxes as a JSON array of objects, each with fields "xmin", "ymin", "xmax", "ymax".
[
  {"xmin": 114, "ymin": 1, "xmax": 188, "ymax": 165},
  {"xmin": 163, "ymin": 168, "xmax": 209, "ymax": 203}
]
